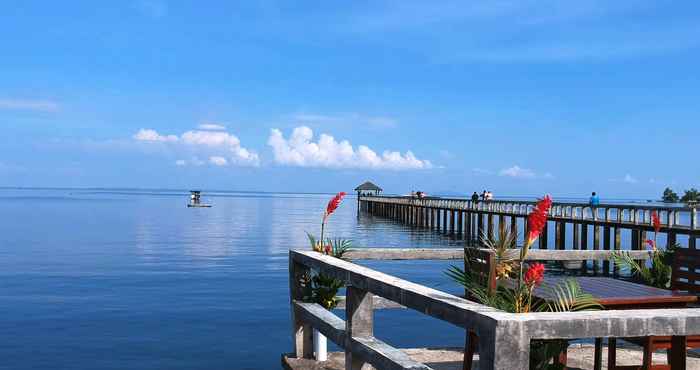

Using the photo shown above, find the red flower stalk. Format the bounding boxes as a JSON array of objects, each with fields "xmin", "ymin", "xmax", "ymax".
[
  {"xmin": 320, "ymin": 192, "xmax": 346, "ymax": 247},
  {"xmin": 524, "ymin": 263, "xmax": 545, "ymax": 287},
  {"xmin": 324, "ymin": 244, "xmax": 332, "ymax": 255},
  {"xmin": 645, "ymin": 239, "xmax": 656, "ymax": 251},
  {"xmin": 525, "ymin": 195, "xmax": 553, "ymax": 249},
  {"xmin": 651, "ymin": 211, "xmax": 661, "ymax": 233},
  {"xmin": 325, "ymin": 192, "xmax": 346, "ymax": 218}
]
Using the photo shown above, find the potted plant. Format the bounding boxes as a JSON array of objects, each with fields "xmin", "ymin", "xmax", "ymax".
[
  {"xmin": 300, "ymin": 192, "xmax": 351, "ymax": 361},
  {"xmin": 447, "ymin": 195, "xmax": 602, "ymax": 369},
  {"xmin": 612, "ymin": 210, "xmax": 676, "ymax": 288}
]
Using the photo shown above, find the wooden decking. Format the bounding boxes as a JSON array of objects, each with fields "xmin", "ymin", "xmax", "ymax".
[{"xmin": 283, "ymin": 345, "xmax": 700, "ymax": 370}]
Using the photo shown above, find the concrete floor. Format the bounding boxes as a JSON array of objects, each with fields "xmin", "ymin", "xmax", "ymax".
[{"xmin": 282, "ymin": 344, "xmax": 700, "ymax": 370}]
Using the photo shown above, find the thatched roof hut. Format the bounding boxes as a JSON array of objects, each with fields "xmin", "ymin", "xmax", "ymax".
[{"xmin": 355, "ymin": 181, "xmax": 382, "ymax": 195}]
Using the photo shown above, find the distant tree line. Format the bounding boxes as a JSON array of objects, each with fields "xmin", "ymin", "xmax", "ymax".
[{"xmin": 662, "ymin": 187, "xmax": 699, "ymax": 203}]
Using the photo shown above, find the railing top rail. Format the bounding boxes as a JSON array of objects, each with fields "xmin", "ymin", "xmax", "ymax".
[
  {"xmin": 291, "ymin": 249, "xmax": 509, "ymax": 329},
  {"xmin": 359, "ymin": 194, "xmax": 696, "ymax": 211},
  {"xmin": 292, "ymin": 249, "xmax": 700, "ymax": 339},
  {"xmin": 344, "ymin": 248, "xmax": 654, "ymax": 261}
]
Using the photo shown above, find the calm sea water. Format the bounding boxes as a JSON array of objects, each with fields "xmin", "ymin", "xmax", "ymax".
[{"xmin": 0, "ymin": 189, "xmax": 470, "ymax": 370}]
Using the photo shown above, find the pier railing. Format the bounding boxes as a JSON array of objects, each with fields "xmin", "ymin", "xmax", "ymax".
[
  {"xmin": 359, "ymin": 195, "xmax": 698, "ymax": 275},
  {"xmin": 287, "ymin": 248, "xmax": 699, "ymax": 370}
]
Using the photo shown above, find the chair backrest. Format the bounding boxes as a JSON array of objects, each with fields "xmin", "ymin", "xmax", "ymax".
[
  {"xmin": 671, "ymin": 247, "xmax": 700, "ymax": 296},
  {"xmin": 464, "ymin": 248, "xmax": 497, "ymax": 295}
]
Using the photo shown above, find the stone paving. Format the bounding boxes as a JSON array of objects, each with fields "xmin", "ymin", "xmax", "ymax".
[{"xmin": 282, "ymin": 344, "xmax": 700, "ymax": 370}]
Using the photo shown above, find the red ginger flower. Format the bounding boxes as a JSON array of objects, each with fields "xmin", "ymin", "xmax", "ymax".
[
  {"xmin": 324, "ymin": 244, "xmax": 332, "ymax": 255},
  {"xmin": 526, "ymin": 195, "xmax": 553, "ymax": 248},
  {"xmin": 524, "ymin": 263, "xmax": 545, "ymax": 287},
  {"xmin": 651, "ymin": 211, "xmax": 661, "ymax": 233},
  {"xmin": 325, "ymin": 192, "xmax": 346, "ymax": 217},
  {"xmin": 645, "ymin": 239, "xmax": 657, "ymax": 251}
]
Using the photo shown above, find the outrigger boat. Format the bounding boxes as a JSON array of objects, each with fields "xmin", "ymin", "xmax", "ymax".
[{"xmin": 187, "ymin": 190, "xmax": 212, "ymax": 208}]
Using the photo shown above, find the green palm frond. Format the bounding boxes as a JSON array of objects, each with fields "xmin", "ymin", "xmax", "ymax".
[
  {"xmin": 480, "ymin": 227, "xmax": 519, "ymax": 261},
  {"xmin": 327, "ymin": 238, "xmax": 352, "ymax": 258},
  {"xmin": 306, "ymin": 231, "xmax": 318, "ymax": 250},
  {"xmin": 612, "ymin": 251, "xmax": 672, "ymax": 289},
  {"xmin": 541, "ymin": 278, "xmax": 603, "ymax": 313}
]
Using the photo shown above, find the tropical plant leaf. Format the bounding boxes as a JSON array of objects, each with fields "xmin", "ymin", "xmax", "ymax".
[
  {"xmin": 541, "ymin": 278, "xmax": 603, "ymax": 313},
  {"xmin": 326, "ymin": 238, "xmax": 352, "ymax": 258}
]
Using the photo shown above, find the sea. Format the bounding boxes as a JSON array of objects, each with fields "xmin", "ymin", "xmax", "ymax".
[
  {"xmin": 0, "ymin": 188, "xmax": 691, "ymax": 370},
  {"xmin": 0, "ymin": 188, "xmax": 475, "ymax": 370}
]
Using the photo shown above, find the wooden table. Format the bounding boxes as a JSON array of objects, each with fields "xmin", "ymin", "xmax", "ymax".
[{"xmin": 532, "ymin": 276, "xmax": 698, "ymax": 370}]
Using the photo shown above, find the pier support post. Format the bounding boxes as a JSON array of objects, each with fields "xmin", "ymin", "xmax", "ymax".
[
  {"xmin": 614, "ymin": 227, "xmax": 621, "ymax": 276},
  {"xmin": 477, "ymin": 323, "xmax": 529, "ymax": 370},
  {"xmin": 581, "ymin": 224, "xmax": 588, "ymax": 274},
  {"xmin": 539, "ymin": 222, "xmax": 548, "ymax": 249},
  {"xmin": 487, "ymin": 214, "xmax": 494, "ymax": 240},
  {"xmin": 443, "ymin": 209, "xmax": 448, "ymax": 234},
  {"xmin": 603, "ymin": 226, "xmax": 611, "ymax": 275},
  {"xmin": 289, "ymin": 258, "xmax": 313, "ymax": 359},
  {"xmin": 593, "ymin": 225, "xmax": 600, "ymax": 274},
  {"xmin": 457, "ymin": 211, "xmax": 464, "ymax": 238},
  {"xmin": 345, "ymin": 286, "xmax": 374, "ymax": 370}
]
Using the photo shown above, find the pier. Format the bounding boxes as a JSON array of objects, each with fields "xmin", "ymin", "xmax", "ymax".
[{"xmin": 359, "ymin": 195, "xmax": 699, "ymax": 275}]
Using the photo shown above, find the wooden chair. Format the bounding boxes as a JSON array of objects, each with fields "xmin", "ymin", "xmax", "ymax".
[
  {"xmin": 462, "ymin": 248, "xmax": 496, "ymax": 370},
  {"xmin": 608, "ymin": 247, "xmax": 700, "ymax": 370}
]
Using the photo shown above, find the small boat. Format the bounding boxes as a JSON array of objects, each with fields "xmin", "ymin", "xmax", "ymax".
[{"xmin": 187, "ymin": 190, "xmax": 212, "ymax": 208}]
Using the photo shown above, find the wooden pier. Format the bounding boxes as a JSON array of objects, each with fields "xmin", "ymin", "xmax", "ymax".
[{"xmin": 359, "ymin": 195, "xmax": 699, "ymax": 275}]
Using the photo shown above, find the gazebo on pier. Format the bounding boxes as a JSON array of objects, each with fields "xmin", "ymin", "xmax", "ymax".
[{"xmin": 354, "ymin": 181, "xmax": 382, "ymax": 196}]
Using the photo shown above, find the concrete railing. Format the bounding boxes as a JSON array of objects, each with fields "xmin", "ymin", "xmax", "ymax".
[{"xmin": 287, "ymin": 248, "xmax": 700, "ymax": 370}]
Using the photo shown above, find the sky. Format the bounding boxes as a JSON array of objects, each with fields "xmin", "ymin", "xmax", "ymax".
[{"xmin": 1, "ymin": 1, "xmax": 699, "ymax": 197}]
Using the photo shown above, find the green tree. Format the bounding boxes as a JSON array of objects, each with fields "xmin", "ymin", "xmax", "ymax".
[
  {"xmin": 661, "ymin": 187, "xmax": 679, "ymax": 203},
  {"xmin": 681, "ymin": 188, "xmax": 700, "ymax": 203}
]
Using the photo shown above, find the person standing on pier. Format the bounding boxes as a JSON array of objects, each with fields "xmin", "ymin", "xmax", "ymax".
[
  {"xmin": 589, "ymin": 192, "xmax": 600, "ymax": 206},
  {"xmin": 471, "ymin": 191, "xmax": 479, "ymax": 204}
]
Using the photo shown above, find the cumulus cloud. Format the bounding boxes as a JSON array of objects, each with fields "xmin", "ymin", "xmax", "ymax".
[
  {"xmin": 499, "ymin": 165, "xmax": 536, "ymax": 179},
  {"xmin": 209, "ymin": 156, "xmax": 228, "ymax": 166},
  {"xmin": 493, "ymin": 165, "xmax": 554, "ymax": 179},
  {"xmin": 133, "ymin": 127, "xmax": 259, "ymax": 166},
  {"xmin": 133, "ymin": 129, "xmax": 178, "ymax": 142},
  {"xmin": 623, "ymin": 174, "xmax": 638, "ymax": 184},
  {"xmin": 267, "ymin": 126, "xmax": 432, "ymax": 170},
  {"xmin": 0, "ymin": 98, "xmax": 59, "ymax": 112}
]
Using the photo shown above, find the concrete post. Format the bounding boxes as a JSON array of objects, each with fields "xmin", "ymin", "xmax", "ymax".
[
  {"xmin": 289, "ymin": 258, "xmax": 313, "ymax": 359},
  {"xmin": 345, "ymin": 286, "xmax": 374, "ymax": 370}
]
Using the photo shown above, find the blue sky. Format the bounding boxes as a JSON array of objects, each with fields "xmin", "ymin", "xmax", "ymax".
[{"xmin": 1, "ymin": 1, "xmax": 699, "ymax": 197}]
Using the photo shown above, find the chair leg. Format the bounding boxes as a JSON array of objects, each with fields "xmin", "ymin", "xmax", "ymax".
[
  {"xmin": 594, "ymin": 338, "xmax": 603, "ymax": 370},
  {"xmin": 669, "ymin": 336, "xmax": 687, "ymax": 370},
  {"xmin": 608, "ymin": 338, "xmax": 617, "ymax": 370},
  {"xmin": 463, "ymin": 330, "xmax": 478, "ymax": 370},
  {"xmin": 642, "ymin": 337, "xmax": 653, "ymax": 370}
]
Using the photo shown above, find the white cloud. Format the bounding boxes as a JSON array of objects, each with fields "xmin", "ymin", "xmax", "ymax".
[
  {"xmin": 0, "ymin": 99, "xmax": 59, "ymax": 112},
  {"xmin": 134, "ymin": 129, "xmax": 178, "ymax": 142},
  {"xmin": 499, "ymin": 165, "xmax": 536, "ymax": 179},
  {"xmin": 209, "ymin": 156, "xmax": 228, "ymax": 166},
  {"xmin": 134, "ymin": 128, "xmax": 259, "ymax": 166},
  {"xmin": 197, "ymin": 123, "xmax": 226, "ymax": 131},
  {"xmin": 623, "ymin": 174, "xmax": 638, "ymax": 184},
  {"xmin": 267, "ymin": 126, "xmax": 432, "ymax": 170},
  {"xmin": 608, "ymin": 174, "xmax": 639, "ymax": 184}
]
